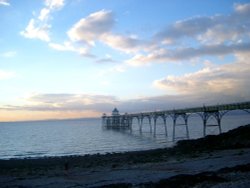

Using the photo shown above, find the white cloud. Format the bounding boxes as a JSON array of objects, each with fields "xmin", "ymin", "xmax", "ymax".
[
  {"xmin": 65, "ymin": 10, "xmax": 151, "ymax": 57},
  {"xmin": 101, "ymin": 33, "xmax": 149, "ymax": 54},
  {"xmin": 0, "ymin": 0, "xmax": 10, "ymax": 6},
  {"xmin": 21, "ymin": 0, "xmax": 65, "ymax": 42},
  {"xmin": 49, "ymin": 41, "xmax": 95, "ymax": 57},
  {"xmin": 45, "ymin": 0, "xmax": 64, "ymax": 10},
  {"xmin": 49, "ymin": 42, "xmax": 76, "ymax": 51},
  {"xmin": 38, "ymin": 8, "xmax": 50, "ymax": 21},
  {"xmin": 1, "ymin": 51, "xmax": 17, "ymax": 58},
  {"xmin": 20, "ymin": 19, "xmax": 51, "ymax": 42},
  {"xmin": 67, "ymin": 10, "xmax": 114, "ymax": 45},
  {"xmin": 234, "ymin": 3, "xmax": 250, "ymax": 14},
  {"xmin": 66, "ymin": 10, "xmax": 156, "ymax": 56},
  {"xmin": 0, "ymin": 70, "xmax": 15, "ymax": 80}
]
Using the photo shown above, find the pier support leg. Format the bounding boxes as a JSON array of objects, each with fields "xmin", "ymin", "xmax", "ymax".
[
  {"xmin": 138, "ymin": 117, "xmax": 142, "ymax": 133},
  {"xmin": 164, "ymin": 118, "xmax": 167, "ymax": 136},
  {"xmin": 185, "ymin": 117, "xmax": 189, "ymax": 139},
  {"xmin": 215, "ymin": 112, "xmax": 222, "ymax": 134},
  {"xmin": 218, "ymin": 118, "xmax": 222, "ymax": 134},
  {"xmin": 203, "ymin": 117, "xmax": 207, "ymax": 137},
  {"xmin": 173, "ymin": 118, "xmax": 176, "ymax": 141},
  {"xmin": 153, "ymin": 117, "xmax": 157, "ymax": 137},
  {"xmin": 129, "ymin": 118, "xmax": 132, "ymax": 132},
  {"xmin": 149, "ymin": 117, "xmax": 152, "ymax": 133}
]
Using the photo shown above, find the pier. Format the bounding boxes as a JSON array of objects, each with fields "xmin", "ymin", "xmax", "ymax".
[{"xmin": 102, "ymin": 101, "xmax": 250, "ymax": 141}]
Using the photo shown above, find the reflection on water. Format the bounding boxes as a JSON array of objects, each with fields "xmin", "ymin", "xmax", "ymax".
[{"xmin": 0, "ymin": 113, "xmax": 249, "ymax": 159}]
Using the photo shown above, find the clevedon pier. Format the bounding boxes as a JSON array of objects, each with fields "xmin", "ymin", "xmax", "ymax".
[{"xmin": 102, "ymin": 101, "xmax": 250, "ymax": 141}]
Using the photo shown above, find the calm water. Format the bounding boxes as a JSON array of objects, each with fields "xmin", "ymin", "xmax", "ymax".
[{"xmin": 0, "ymin": 113, "xmax": 249, "ymax": 159}]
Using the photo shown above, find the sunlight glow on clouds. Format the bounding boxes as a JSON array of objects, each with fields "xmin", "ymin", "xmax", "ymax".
[
  {"xmin": 154, "ymin": 52, "xmax": 250, "ymax": 98},
  {"xmin": 2, "ymin": 94, "xmax": 117, "ymax": 112}
]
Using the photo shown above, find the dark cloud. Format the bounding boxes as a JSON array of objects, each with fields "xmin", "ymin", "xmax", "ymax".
[{"xmin": 95, "ymin": 57, "xmax": 117, "ymax": 64}]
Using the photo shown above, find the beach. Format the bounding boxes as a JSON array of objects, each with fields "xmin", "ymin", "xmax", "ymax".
[{"xmin": 0, "ymin": 125, "xmax": 250, "ymax": 188}]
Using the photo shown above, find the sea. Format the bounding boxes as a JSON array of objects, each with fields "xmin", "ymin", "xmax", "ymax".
[{"xmin": 0, "ymin": 112, "xmax": 249, "ymax": 159}]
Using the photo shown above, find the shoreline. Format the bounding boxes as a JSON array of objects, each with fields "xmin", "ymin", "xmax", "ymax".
[{"xmin": 0, "ymin": 124, "xmax": 250, "ymax": 187}]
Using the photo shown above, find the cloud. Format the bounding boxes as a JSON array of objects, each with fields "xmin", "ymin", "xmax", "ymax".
[
  {"xmin": 49, "ymin": 10, "xmax": 120, "ymax": 58},
  {"xmin": 154, "ymin": 52, "xmax": 250, "ymax": 100},
  {"xmin": 66, "ymin": 9, "xmax": 156, "ymax": 55},
  {"xmin": 0, "ymin": 91, "xmax": 247, "ymax": 121},
  {"xmin": 38, "ymin": 8, "xmax": 50, "ymax": 21},
  {"xmin": 45, "ymin": 0, "xmax": 64, "ymax": 10},
  {"xmin": 0, "ymin": 0, "xmax": 10, "ymax": 6},
  {"xmin": 21, "ymin": 0, "xmax": 65, "ymax": 42},
  {"xmin": 20, "ymin": 2, "xmax": 250, "ymax": 66},
  {"xmin": 49, "ymin": 42, "xmax": 75, "ymax": 51},
  {"xmin": 2, "ymin": 93, "xmax": 118, "ymax": 112},
  {"xmin": 1, "ymin": 78, "xmax": 249, "ymax": 120},
  {"xmin": 1, "ymin": 51, "xmax": 17, "ymax": 58},
  {"xmin": 155, "ymin": 3, "xmax": 250, "ymax": 45},
  {"xmin": 20, "ymin": 19, "xmax": 51, "ymax": 42},
  {"xmin": 234, "ymin": 3, "xmax": 250, "ymax": 15},
  {"xmin": 123, "ymin": 3, "xmax": 250, "ymax": 66},
  {"xmin": 127, "ymin": 42, "xmax": 250, "ymax": 66},
  {"xmin": 101, "ymin": 33, "xmax": 150, "ymax": 54},
  {"xmin": 0, "ymin": 70, "xmax": 15, "ymax": 80},
  {"xmin": 95, "ymin": 56, "xmax": 117, "ymax": 64},
  {"xmin": 49, "ymin": 41, "xmax": 95, "ymax": 57},
  {"xmin": 67, "ymin": 10, "xmax": 114, "ymax": 45}
]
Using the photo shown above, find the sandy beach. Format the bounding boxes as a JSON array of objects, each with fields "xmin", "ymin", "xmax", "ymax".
[{"xmin": 0, "ymin": 125, "xmax": 250, "ymax": 188}]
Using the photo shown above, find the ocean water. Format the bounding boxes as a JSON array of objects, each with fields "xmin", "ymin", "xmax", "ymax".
[{"xmin": 0, "ymin": 113, "xmax": 249, "ymax": 159}]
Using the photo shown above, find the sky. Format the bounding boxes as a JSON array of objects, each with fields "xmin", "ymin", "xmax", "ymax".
[{"xmin": 0, "ymin": 0, "xmax": 250, "ymax": 121}]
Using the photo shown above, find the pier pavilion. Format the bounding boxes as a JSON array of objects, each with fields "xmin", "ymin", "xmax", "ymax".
[
  {"xmin": 102, "ymin": 101, "xmax": 250, "ymax": 140},
  {"xmin": 102, "ymin": 108, "xmax": 131, "ymax": 128}
]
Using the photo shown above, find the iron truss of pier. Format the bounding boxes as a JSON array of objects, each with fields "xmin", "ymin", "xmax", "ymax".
[{"xmin": 102, "ymin": 101, "xmax": 250, "ymax": 141}]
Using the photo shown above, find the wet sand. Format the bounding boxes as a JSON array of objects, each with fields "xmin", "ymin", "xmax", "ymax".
[{"xmin": 0, "ymin": 125, "xmax": 250, "ymax": 188}]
